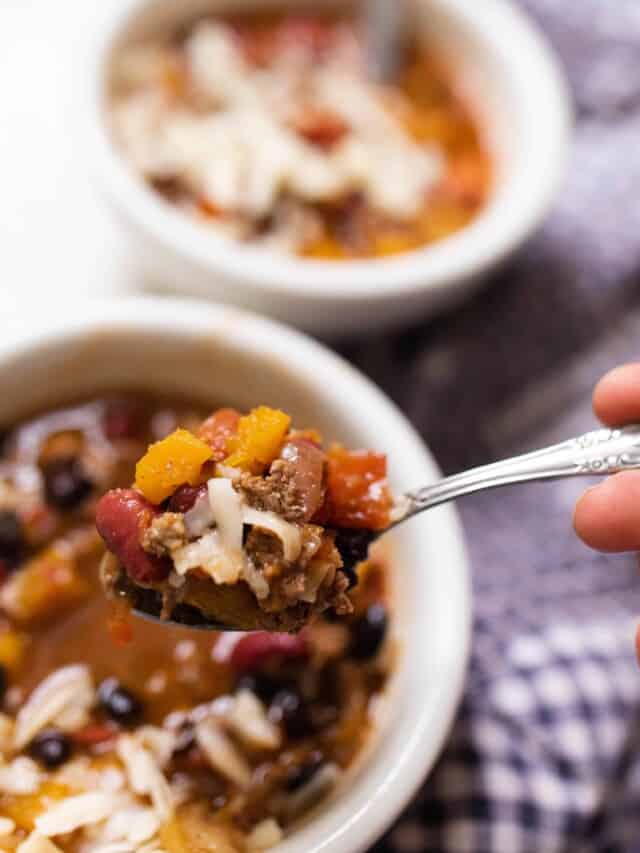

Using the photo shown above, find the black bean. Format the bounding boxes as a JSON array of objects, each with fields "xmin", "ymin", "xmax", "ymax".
[
  {"xmin": 0, "ymin": 510, "xmax": 24, "ymax": 567},
  {"xmin": 30, "ymin": 729, "xmax": 72, "ymax": 769},
  {"xmin": 236, "ymin": 673, "xmax": 283, "ymax": 705},
  {"xmin": 350, "ymin": 603, "xmax": 388, "ymax": 660},
  {"xmin": 269, "ymin": 688, "xmax": 312, "ymax": 740},
  {"xmin": 43, "ymin": 457, "xmax": 93, "ymax": 510},
  {"xmin": 285, "ymin": 752, "xmax": 325, "ymax": 792},
  {"xmin": 0, "ymin": 429, "xmax": 9, "ymax": 454},
  {"xmin": 98, "ymin": 678, "xmax": 143, "ymax": 727},
  {"xmin": 333, "ymin": 528, "xmax": 376, "ymax": 586}
]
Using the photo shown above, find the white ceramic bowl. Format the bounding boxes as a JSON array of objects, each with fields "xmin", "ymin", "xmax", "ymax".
[
  {"xmin": 85, "ymin": 0, "xmax": 571, "ymax": 336},
  {"xmin": 2, "ymin": 298, "xmax": 470, "ymax": 852}
]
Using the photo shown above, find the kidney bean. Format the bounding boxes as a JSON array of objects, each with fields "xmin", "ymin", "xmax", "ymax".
[
  {"xmin": 230, "ymin": 632, "xmax": 309, "ymax": 674},
  {"xmin": 102, "ymin": 400, "xmax": 144, "ymax": 441},
  {"xmin": 280, "ymin": 437, "xmax": 327, "ymax": 522},
  {"xmin": 168, "ymin": 483, "xmax": 208, "ymax": 514},
  {"xmin": 95, "ymin": 489, "xmax": 171, "ymax": 584}
]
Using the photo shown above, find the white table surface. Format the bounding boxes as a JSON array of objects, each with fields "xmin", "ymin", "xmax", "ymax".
[{"xmin": 0, "ymin": 1, "xmax": 133, "ymax": 318}]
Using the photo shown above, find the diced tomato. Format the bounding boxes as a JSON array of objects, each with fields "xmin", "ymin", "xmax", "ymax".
[
  {"xmin": 196, "ymin": 196, "xmax": 223, "ymax": 219},
  {"xmin": 73, "ymin": 724, "xmax": 119, "ymax": 755},
  {"xmin": 73, "ymin": 722, "xmax": 119, "ymax": 747},
  {"xmin": 325, "ymin": 448, "xmax": 392, "ymax": 530},
  {"xmin": 230, "ymin": 631, "xmax": 309, "ymax": 673},
  {"xmin": 292, "ymin": 108, "xmax": 349, "ymax": 150},
  {"xmin": 275, "ymin": 16, "xmax": 335, "ymax": 58},
  {"xmin": 197, "ymin": 408, "xmax": 241, "ymax": 462},
  {"xmin": 232, "ymin": 16, "xmax": 334, "ymax": 66}
]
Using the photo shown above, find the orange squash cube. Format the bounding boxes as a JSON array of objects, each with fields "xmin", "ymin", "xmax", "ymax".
[
  {"xmin": 135, "ymin": 428, "xmax": 213, "ymax": 504},
  {"xmin": 2, "ymin": 782, "xmax": 72, "ymax": 830},
  {"xmin": 225, "ymin": 407, "xmax": 291, "ymax": 474},
  {"xmin": 0, "ymin": 629, "xmax": 29, "ymax": 672},
  {"xmin": 0, "ymin": 548, "xmax": 89, "ymax": 625}
]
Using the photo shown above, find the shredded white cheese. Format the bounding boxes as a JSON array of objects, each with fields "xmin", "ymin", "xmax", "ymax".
[
  {"xmin": 14, "ymin": 664, "xmax": 94, "ymax": 749},
  {"xmin": 35, "ymin": 792, "xmax": 118, "ymax": 837},
  {"xmin": 111, "ymin": 20, "xmax": 444, "ymax": 251},
  {"xmin": 195, "ymin": 718, "xmax": 252, "ymax": 789},
  {"xmin": 0, "ymin": 756, "xmax": 42, "ymax": 794},
  {"xmin": 172, "ymin": 529, "xmax": 244, "ymax": 583},
  {"xmin": 17, "ymin": 835, "xmax": 64, "ymax": 853}
]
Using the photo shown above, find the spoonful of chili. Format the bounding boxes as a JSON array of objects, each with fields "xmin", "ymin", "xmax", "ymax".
[{"xmin": 96, "ymin": 408, "xmax": 640, "ymax": 632}]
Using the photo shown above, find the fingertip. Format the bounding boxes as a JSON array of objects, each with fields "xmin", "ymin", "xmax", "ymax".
[
  {"xmin": 593, "ymin": 363, "xmax": 640, "ymax": 426},
  {"xmin": 573, "ymin": 484, "xmax": 608, "ymax": 550},
  {"xmin": 574, "ymin": 471, "xmax": 640, "ymax": 553}
]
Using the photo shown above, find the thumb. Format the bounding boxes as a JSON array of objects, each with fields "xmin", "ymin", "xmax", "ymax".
[{"xmin": 574, "ymin": 470, "xmax": 640, "ymax": 553}]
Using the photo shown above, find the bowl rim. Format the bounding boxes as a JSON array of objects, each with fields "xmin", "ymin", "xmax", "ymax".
[
  {"xmin": 1, "ymin": 297, "xmax": 471, "ymax": 852},
  {"xmin": 84, "ymin": 0, "xmax": 572, "ymax": 300}
]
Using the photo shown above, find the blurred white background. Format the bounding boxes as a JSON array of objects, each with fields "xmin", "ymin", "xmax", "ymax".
[{"xmin": 0, "ymin": 1, "xmax": 132, "ymax": 315}]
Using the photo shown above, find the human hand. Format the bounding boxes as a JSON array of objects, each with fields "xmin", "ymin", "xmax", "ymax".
[{"xmin": 574, "ymin": 364, "xmax": 640, "ymax": 658}]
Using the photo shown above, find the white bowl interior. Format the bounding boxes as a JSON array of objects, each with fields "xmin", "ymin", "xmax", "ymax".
[{"xmin": 0, "ymin": 300, "xmax": 470, "ymax": 852}]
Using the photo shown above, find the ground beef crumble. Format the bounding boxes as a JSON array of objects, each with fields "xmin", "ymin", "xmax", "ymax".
[
  {"xmin": 236, "ymin": 462, "xmax": 307, "ymax": 522},
  {"xmin": 244, "ymin": 525, "xmax": 351, "ymax": 616},
  {"xmin": 142, "ymin": 511, "xmax": 187, "ymax": 556},
  {"xmin": 236, "ymin": 437, "xmax": 328, "ymax": 523},
  {"xmin": 139, "ymin": 507, "xmax": 351, "ymax": 618}
]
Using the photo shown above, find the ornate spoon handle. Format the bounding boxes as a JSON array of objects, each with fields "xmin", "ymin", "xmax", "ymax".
[{"xmin": 400, "ymin": 426, "xmax": 640, "ymax": 520}]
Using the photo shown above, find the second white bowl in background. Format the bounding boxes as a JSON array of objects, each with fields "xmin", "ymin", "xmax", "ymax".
[{"xmin": 85, "ymin": 0, "xmax": 572, "ymax": 335}]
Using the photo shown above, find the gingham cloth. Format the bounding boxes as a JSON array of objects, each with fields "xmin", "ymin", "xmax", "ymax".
[{"xmin": 339, "ymin": 2, "xmax": 640, "ymax": 850}]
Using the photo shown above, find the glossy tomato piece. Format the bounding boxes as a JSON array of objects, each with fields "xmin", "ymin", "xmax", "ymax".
[
  {"xmin": 325, "ymin": 448, "xmax": 392, "ymax": 530},
  {"xmin": 197, "ymin": 408, "xmax": 241, "ymax": 462}
]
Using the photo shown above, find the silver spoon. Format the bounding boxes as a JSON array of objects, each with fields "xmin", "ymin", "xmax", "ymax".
[
  {"xmin": 131, "ymin": 425, "xmax": 640, "ymax": 630},
  {"xmin": 365, "ymin": 0, "xmax": 409, "ymax": 84}
]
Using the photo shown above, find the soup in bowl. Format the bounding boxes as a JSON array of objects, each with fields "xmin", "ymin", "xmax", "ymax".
[{"xmin": 0, "ymin": 299, "xmax": 470, "ymax": 852}]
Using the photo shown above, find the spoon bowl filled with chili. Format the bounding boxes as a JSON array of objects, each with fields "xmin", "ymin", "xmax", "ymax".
[
  {"xmin": 87, "ymin": 0, "xmax": 570, "ymax": 334},
  {"xmin": 0, "ymin": 298, "xmax": 470, "ymax": 852}
]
